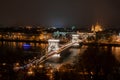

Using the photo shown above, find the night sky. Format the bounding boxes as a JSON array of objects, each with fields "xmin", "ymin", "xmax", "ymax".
[{"xmin": 0, "ymin": 0, "xmax": 120, "ymax": 27}]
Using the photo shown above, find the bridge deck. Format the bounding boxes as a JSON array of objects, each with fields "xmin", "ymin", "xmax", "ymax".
[{"xmin": 17, "ymin": 41, "xmax": 81, "ymax": 70}]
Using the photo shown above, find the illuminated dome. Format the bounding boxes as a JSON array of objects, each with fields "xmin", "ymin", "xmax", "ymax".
[{"xmin": 91, "ymin": 22, "xmax": 103, "ymax": 32}]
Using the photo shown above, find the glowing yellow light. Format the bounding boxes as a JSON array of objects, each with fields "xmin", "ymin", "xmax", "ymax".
[
  {"xmin": 15, "ymin": 62, "xmax": 20, "ymax": 66},
  {"xmin": 91, "ymin": 22, "xmax": 103, "ymax": 32},
  {"xmin": 13, "ymin": 62, "xmax": 20, "ymax": 71},
  {"xmin": 32, "ymin": 65, "xmax": 36, "ymax": 68},
  {"xmin": 50, "ymin": 70, "xmax": 53, "ymax": 73},
  {"xmin": 27, "ymin": 68, "xmax": 34, "ymax": 76},
  {"xmin": 39, "ymin": 65, "xmax": 43, "ymax": 68}
]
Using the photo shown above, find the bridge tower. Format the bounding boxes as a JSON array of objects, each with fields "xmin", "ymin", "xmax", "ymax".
[
  {"xmin": 48, "ymin": 39, "xmax": 60, "ymax": 57},
  {"xmin": 72, "ymin": 34, "xmax": 80, "ymax": 46}
]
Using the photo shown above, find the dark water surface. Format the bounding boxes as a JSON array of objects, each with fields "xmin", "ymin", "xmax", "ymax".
[{"xmin": 0, "ymin": 41, "xmax": 120, "ymax": 80}]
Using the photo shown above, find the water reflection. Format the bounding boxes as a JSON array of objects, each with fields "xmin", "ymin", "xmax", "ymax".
[
  {"xmin": 0, "ymin": 41, "xmax": 120, "ymax": 80},
  {"xmin": 0, "ymin": 41, "xmax": 48, "ymax": 64},
  {"xmin": 112, "ymin": 47, "xmax": 120, "ymax": 62}
]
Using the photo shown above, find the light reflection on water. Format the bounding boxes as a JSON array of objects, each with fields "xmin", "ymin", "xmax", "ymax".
[
  {"xmin": 112, "ymin": 47, "xmax": 120, "ymax": 62},
  {"xmin": 0, "ymin": 41, "xmax": 48, "ymax": 64},
  {"xmin": 0, "ymin": 41, "xmax": 48, "ymax": 48},
  {"xmin": 0, "ymin": 41, "xmax": 120, "ymax": 80}
]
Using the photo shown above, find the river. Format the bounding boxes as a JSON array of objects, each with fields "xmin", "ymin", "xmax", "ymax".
[{"xmin": 0, "ymin": 41, "xmax": 120, "ymax": 80}]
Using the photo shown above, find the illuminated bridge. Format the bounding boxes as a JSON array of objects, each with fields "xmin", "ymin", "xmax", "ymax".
[{"xmin": 14, "ymin": 34, "xmax": 83, "ymax": 70}]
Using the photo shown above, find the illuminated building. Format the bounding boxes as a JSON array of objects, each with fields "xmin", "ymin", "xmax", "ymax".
[
  {"xmin": 116, "ymin": 33, "xmax": 120, "ymax": 42},
  {"xmin": 91, "ymin": 22, "xmax": 103, "ymax": 32}
]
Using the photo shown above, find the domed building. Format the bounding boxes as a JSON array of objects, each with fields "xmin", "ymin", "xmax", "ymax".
[{"xmin": 91, "ymin": 22, "xmax": 103, "ymax": 32}]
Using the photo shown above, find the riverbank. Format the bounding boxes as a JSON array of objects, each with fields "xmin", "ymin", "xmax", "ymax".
[
  {"xmin": 1, "ymin": 39, "xmax": 120, "ymax": 47},
  {"xmin": 0, "ymin": 39, "xmax": 67, "ymax": 44},
  {"xmin": 83, "ymin": 41, "xmax": 120, "ymax": 47}
]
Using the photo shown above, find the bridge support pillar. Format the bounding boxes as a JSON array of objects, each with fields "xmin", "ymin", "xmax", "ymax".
[
  {"xmin": 72, "ymin": 34, "xmax": 80, "ymax": 46},
  {"xmin": 48, "ymin": 39, "xmax": 60, "ymax": 57}
]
